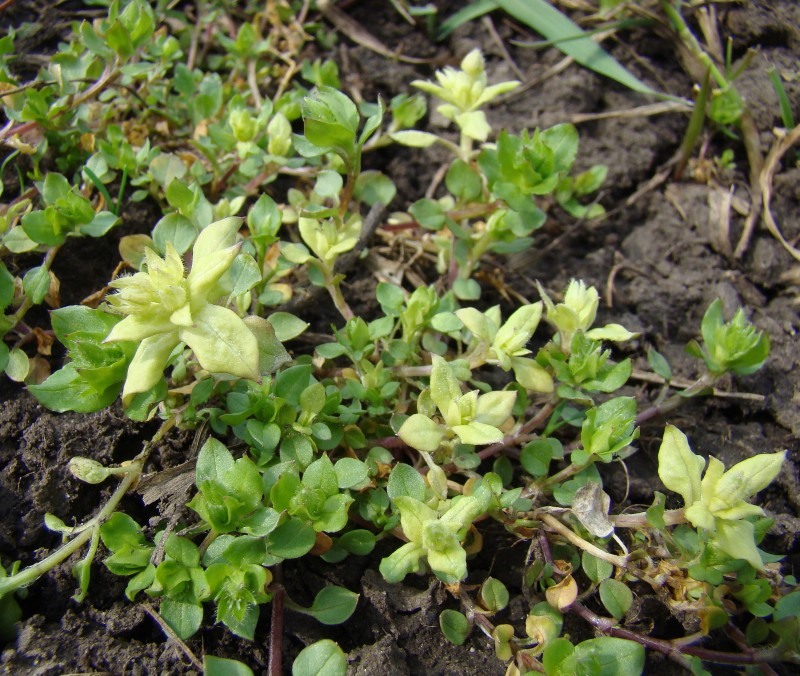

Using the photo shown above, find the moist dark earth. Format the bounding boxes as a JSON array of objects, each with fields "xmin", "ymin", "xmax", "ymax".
[{"xmin": 1, "ymin": 1, "xmax": 799, "ymax": 674}]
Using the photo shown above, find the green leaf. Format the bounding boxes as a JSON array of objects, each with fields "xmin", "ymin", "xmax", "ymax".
[
  {"xmin": 657, "ymin": 425, "xmax": 704, "ymax": 508},
  {"xmin": 268, "ymin": 518, "xmax": 316, "ymax": 559},
  {"xmin": 539, "ymin": 124, "xmax": 579, "ymax": 173},
  {"xmin": 302, "ymin": 586, "xmax": 359, "ymax": 625},
  {"xmin": 0, "ymin": 263, "xmax": 14, "ymax": 309},
  {"xmin": 439, "ymin": 609, "xmax": 470, "ymax": 645},
  {"xmin": 520, "ymin": 438, "xmax": 560, "ymax": 478},
  {"xmin": 29, "ymin": 364, "xmax": 121, "ymax": 413},
  {"xmin": 452, "ymin": 278, "xmax": 481, "ymax": 300},
  {"xmin": 21, "ymin": 210, "xmax": 63, "ymax": 246},
  {"xmin": 479, "ymin": 577, "xmax": 509, "ymax": 612},
  {"xmin": 376, "ymin": 282, "xmax": 405, "ymax": 315},
  {"xmin": 181, "ymin": 304, "xmax": 260, "ymax": 382},
  {"xmin": 196, "ymin": 438, "xmax": 235, "ymax": 486},
  {"xmin": 152, "ymin": 213, "xmax": 197, "ymax": 255},
  {"xmin": 228, "ymin": 254, "xmax": 262, "ymax": 296},
  {"xmin": 300, "ymin": 381, "xmax": 327, "ymax": 417},
  {"xmin": 397, "ymin": 414, "xmax": 445, "ymax": 453},
  {"xmin": 316, "ymin": 342, "xmax": 347, "ymax": 359},
  {"xmin": 582, "ymin": 552, "xmax": 614, "ymax": 583},
  {"xmin": 204, "ymin": 656, "xmax": 254, "ymax": 676},
  {"xmin": 390, "ymin": 130, "xmax": 439, "ymax": 148},
  {"xmin": 358, "ymin": 97, "xmax": 384, "ymax": 147},
  {"xmin": 585, "ymin": 324, "xmax": 637, "ymax": 343},
  {"xmin": 713, "ymin": 519, "xmax": 764, "ymax": 570},
  {"xmin": 354, "ymin": 170, "xmax": 396, "ymax": 207},
  {"xmin": 571, "ymin": 637, "xmax": 645, "ymax": 676},
  {"xmin": 646, "ymin": 492, "xmax": 666, "ymax": 530},
  {"xmin": 430, "ymin": 311, "xmax": 463, "ymax": 333},
  {"xmin": 774, "ymin": 591, "xmax": 800, "ymax": 621},
  {"xmin": 159, "ymin": 597, "xmax": 203, "ymax": 640},
  {"xmin": 429, "ymin": 355, "xmax": 461, "ymax": 415},
  {"xmin": 22, "ymin": 265, "xmax": 50, "ymax": 305},
  {"xmin": 451, "ymin": 421, "xmax": 503, "ymax": 446},
  {"xmin": 716, "ymin": 451, "xmax": 786, "ymax": 504},
  {"xmin": 387, "ymin": 463, "xmax": 426, "ymax": 502},
  {"xmin": 80, "ymin": 211, "xmax": 119, "ymax": 238},
  {"xmin": 50, "ymin": 306, "xmax": 119, "ymax": 344},
  {"xmin": 394, "ymin": 496, "xmax": 437, "ymax": 544},
  {"xmin": 409, "ymin": 198, "xmax": 446, "ymax": 230},
  {"xmin": 275, "ymin": 363, "xmax": 314, "ymax": 404},
  {"xmin": 379, "ymin": 541, "xmax": 424, "ymax": 583},
  {"xmin": 244, "ymin": 315, "xmax": 292, "ymax": 375},
  {"xmin": 302, "ymin": 87, "xmax": 359, "ymax": 160},
  {"xmin": 99, "ymin": 513, "xmax": 145, "ymax": 551},
  {"xmin": 247, "ymin": 194, "xmax": 281, "ymax": 240},
  {"xmin": 599, "ymin": 578, "xmax": 633, "ymax": 620},
  {"xmin": 4, "ymin": 348, "xmax": 29, "ymax": 382},
  {"xmin": 314, "ymin": 170, "xmax": 343, "ymax": 199},
  {"xmin": 334, "ymin": 457, "xmax": 369, "ymax": 489},
  {"xmin": 542, "ymin": 637, "xmax": 576, "ymax": 675},
  {"xmin": 165, "ymin": 534, "xmax": 201, "ymax": 568},
  {"xmin": 124, "ymin": 378, "xmax": 167, "ymax": 421},
  {"xmin": 292, "ymin": 639, "xmax": 346, "ymax": 676},
  {"xmin": 446, "ymin": 160, "xmax": 483, "ymax": 201},
  {"xmin": 336, "ymin": 530, "xmax": 376, "ymax": 556},
  {"xmin": 647, "ymin": 347, "xmax": 672, "ymax": 382}
]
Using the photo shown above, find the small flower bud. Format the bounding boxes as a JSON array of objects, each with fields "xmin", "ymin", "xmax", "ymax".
[
  {"xmin": 230, "ymin": 108, "xmax": 258, "ymax": 143},
  {"xmin": 69, "ymin": 457, "xmax": 111, "ymax": 484},
  {"xmin": 267, "ymin": 113, "xmax": 292, "ymax": 156},
  {"xmin": 460, "ymin": 49, "xmax": 485, "ymax": 79}
]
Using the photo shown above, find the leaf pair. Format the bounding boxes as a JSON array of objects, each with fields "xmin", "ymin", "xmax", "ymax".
[{"xmin": 658, "ymin": 425, "xmax": 785, "ymax": 569}]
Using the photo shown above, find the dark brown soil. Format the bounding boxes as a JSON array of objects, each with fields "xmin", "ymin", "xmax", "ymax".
[{"xmin": 1, "ymin": 1, "xmax": 799, "ymax": 674}]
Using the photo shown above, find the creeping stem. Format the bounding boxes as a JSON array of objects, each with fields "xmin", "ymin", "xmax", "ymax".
[{"xmin": 0, "ymin": 417, "xmax": 175, "ymax": 597}]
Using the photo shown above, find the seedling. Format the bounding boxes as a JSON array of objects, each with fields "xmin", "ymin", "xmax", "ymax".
[{"xmin": 0, "ymin": 3, "xmax": 794, "ymax": 674}]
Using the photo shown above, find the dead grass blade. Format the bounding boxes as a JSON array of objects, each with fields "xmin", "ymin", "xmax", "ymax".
[
  {"xmin": 751, "ymin": 124, "xmax": 800, "ymax": 262},
  {"xmin": 317, "ymin": 0, "xmax": 431, "ymax": 64}
]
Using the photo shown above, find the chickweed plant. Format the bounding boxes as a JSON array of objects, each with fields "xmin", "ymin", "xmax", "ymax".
[{"xmin": 0, "ymin": 3, "xmax": 795, "ymax": 674}]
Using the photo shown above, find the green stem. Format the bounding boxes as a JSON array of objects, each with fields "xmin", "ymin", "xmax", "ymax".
[
  {"xmin": 543, "ymin": 459, "xmax": 590, "ymax": 488},
  {"xmin": 458, "ymin": 132, "xmax": 474, "ymax": 163},
  {"xmin": 0, "ymin": 417, "xmax": 175, "ymax": 598},
  {"xmin": 10, "ymin": 245, "xmax": 61, "ymax": 325},
  {"xmin": 661, "ymin": 1, "xmax": 728, "ymax": 88},
  {"xmin": 322, "ymin": 262, "xmax": 354, "ymax": 321},
  {"xmin": 675, "ymin": 69, "xmax": 710, "ymax": 180}
]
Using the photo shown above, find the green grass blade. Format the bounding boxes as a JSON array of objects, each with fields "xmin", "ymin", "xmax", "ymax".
[
  {"xmin": 511, "ymin": 18, "xmax": 653, "ymax": 49},
  {"xmin": 767, "ymin": 67, "xmax": 795, "ymax": 129},
  {"xmin": 83, "ymin": 166, "xmax": 117, "ymax": 215},
  {"xmin": 496, "ymin": 0, "xmax": 658, "ymax": 96},
  {"xmin": 438, "ymin": 0, "xmax": 499, "ymax": 41}
]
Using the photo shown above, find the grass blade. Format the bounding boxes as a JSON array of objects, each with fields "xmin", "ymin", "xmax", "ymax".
[
  {"xmin": 496, "ymin": 0, "xmax": 658, "ymax": 96},
  {"xmin": 438, "ymin": 0, "xmax": 499, "ymax": 40},
  {"xmin": 767, "ymin": 67, "xmax": 796, "ymax": 129}
]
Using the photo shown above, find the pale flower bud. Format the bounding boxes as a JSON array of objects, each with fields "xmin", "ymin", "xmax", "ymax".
[
  {"xmin": 69, "ymin": 457, "xmax": 111, "ymax": 484},
  {"xmin": 230, "ymin": 108, "xmax": 258, "ymax": 143},
  {"xmin": 461, "ymin": 49, "xmax": 485, "ymax": 79},
  {"xmin": 267, "ymin": 113, "xmax": 292, "ymax": 157},
  {"xmin": 563, "ymin": 279, "xmax": 599, "ymax": 330}
]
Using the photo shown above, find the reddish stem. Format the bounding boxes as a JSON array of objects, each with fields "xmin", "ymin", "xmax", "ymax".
[{"xmin": 268, "ymin": 564, "xmax": 285, "ymax": 676}]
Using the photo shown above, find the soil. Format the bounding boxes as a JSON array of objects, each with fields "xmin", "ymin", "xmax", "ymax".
[{"xmin": 1, "ymin": 1, "xmax": 799, "ymax": 674}]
